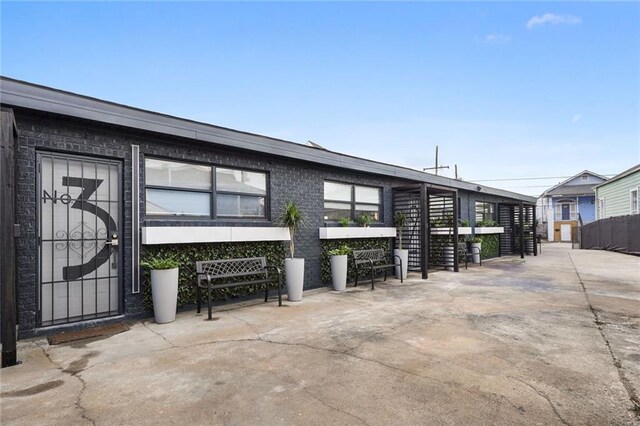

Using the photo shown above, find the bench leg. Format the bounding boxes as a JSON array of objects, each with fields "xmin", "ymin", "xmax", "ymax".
[
  {"xmin": 196, "ymin": 285, "xmax": 201, "ymax": 314},
  {"xmin": 264, "ymin": 284, "xmax": 269, "ymax": 303},
  {"xmin": 371, "ymin": 268, "xmax": 375, "ymax": 290},
  {"xmin": 355, "ymin": 269, "xmax": 359, "ymax": 287},
  {"xmin": 278, "ymin": 279, "xmax": 282, "ymax": 306},
  {"xmin": 207, "ymin": 279, "xmax": 213, "ymax": 321}
]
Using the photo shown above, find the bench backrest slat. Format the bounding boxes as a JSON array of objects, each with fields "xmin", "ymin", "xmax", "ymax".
[
  {"xmin": 352, "ymin": 249, "xmax": 386, "ymax": 265},
  {"xmin": 196, "ymin": 257, "xmax": 267, "ymax": 279}
]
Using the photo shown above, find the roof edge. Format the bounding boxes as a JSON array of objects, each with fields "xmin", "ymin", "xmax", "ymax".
[
  {"xmin": 0, "ymin": 76, "xmax": 536, "ymax": 204},
  {"xmin": 593, "ymin": 164, "xmax": 640, "ymax": 189},
  {"xmin": 540, "ymin": 170, "xmax": 607, "ymax": 197}
]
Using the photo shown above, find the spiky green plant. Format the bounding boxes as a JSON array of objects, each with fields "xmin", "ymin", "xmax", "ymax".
[
  {"xmin": 277, "ymin": 202, "xmax": 307, "ymax": 258},
  {"xmin": 394, "ymin": 211, "xmax": 407, "ymax": 250}
]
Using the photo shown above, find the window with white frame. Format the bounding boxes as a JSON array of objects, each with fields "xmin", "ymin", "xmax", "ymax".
[
  {"xmin": 598, "ymin": 197, "xmax": 606, "ymax": 219},
  {"xmin": 323, "ymin": 181, "xmax": 382, "ymax": 221},
  {"xmin": 145, "ymin": 158, "xmax": 267, "ymax": 219},
  {"xmin": 631, "ymin": 189, "xmax": 639, "ymax": 215},
  {"xmin": 554, "ymin": 200, "xmax": 577, "ymax": 221}
]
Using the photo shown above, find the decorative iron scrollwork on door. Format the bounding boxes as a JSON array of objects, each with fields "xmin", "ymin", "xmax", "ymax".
[
  {"xmin": 54, "ymin": 225, "xmax": 108, "ymax": 256},
  {"xmin": 58, "ymin": 177, "xmax": 118, "ymax": 281}
]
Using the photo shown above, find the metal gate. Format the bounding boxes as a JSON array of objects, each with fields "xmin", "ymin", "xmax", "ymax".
[{"xmin": 37, "ymin": 153, "xmax": 121, "ymax": 326}]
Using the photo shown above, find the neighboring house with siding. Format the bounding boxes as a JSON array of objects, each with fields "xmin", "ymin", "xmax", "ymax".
[
  {"xmin": 594, "ymin": 164, "xmax": 640, "ymax": 219},
  {"xmin": 538, "ymin": 170, "xmax": 607, "ymax": 242}
]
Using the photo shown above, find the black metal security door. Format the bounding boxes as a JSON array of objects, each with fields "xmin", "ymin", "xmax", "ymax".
[{"xmin": 37, "ymin": 153, "xmax": 121, "ymax": 326}]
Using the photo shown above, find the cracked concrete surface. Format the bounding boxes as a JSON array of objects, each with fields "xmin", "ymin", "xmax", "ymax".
[{"xmin": 1, "ymin": 243, "xmax": 639, "ymax": 425}]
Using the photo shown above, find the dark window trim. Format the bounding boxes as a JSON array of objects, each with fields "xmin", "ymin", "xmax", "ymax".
[
  {"xmin": 323, "ymin": 180, "xmax": 383, "ymax": 222},
  {"xmin": 144, "ymin": 156, "xmax": 270, "ymax": 220},
  {"xmin": 145, "ymin": 185, "xmax": 212, "ymax": 194},
  {"xmin": 216, "ymin": 190, "xmax": 267, "ymax": 197},
  {"xmin": 475, "ymin": 201, "xmax": 496, "ymax": 222}
]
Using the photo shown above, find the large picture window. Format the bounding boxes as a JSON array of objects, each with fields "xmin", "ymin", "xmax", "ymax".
[
  {"xmin": 145, "ymin": 158, "xmax": 267, "ymax": 219},
  {"xmin": 324, "ymin": 181, "xmax": 382, "ymax": 221},
  {"xmin": 475, "ymin": 201, "xmax": 495, "ymax": 223}
]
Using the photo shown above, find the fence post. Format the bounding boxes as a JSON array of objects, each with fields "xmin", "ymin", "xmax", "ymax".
[{"xmin": 1, "ymin": 108, "xmax": 18, "ymax": 368}]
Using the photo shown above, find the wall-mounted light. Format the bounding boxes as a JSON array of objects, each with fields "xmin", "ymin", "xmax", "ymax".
[{"xmin": 476, "ymin": 186, "xmax": 482, "ymax": 191}]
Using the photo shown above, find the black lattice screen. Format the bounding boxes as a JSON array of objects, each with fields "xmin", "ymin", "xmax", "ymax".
[
  {"xmin": 498, "ymin": 204, "xmax": 514, "ymax": 255},
  {"xmin": 499, "ymin": 203, "xmax": 536, "ymax": 256},
  {"xmin": 428, "ymin": 193, "xmax": 456, "ymax": 269},
  {"xmin": 392, "ymin": 187, "xmax": 422, "ymax": 271}
]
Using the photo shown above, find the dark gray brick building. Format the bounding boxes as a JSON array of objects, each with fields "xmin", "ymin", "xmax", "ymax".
[{"xmin": 0, "ymin": 77, "xmax": 537, "ymax": 338}]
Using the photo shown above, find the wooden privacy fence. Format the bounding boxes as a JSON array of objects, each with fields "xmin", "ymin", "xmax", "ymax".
[{"xmin": 581, "ymin": 215, "xmax": 640, "ymax": 255}]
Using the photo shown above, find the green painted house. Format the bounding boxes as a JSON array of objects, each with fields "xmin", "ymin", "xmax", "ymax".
[{"xmin": 594, "ymin": 164, "xmax": 640, "ymax": 219}]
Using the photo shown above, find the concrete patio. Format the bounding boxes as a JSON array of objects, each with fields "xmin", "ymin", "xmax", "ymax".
[{"xmin": 2, "ymin": 243, "xmax": 639, "ymax": 425}]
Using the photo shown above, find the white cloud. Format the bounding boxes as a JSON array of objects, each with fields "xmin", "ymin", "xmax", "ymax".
[
  {"xmin": 483, "ymin": 34, "xmax": 511, "ymax": 44},
  {"xmin": 526, "ymin": 13, "xmax": 582, "ymax": 29},
  {"xmin": 572, "ymin": 114, "xmax": 582, "ymax": 123}
]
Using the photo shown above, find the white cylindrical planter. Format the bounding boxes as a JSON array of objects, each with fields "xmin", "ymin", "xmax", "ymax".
[
  {"xmin": 150, "ymin": 267, "xmax": 179, "ymax": 324},
  {"xmin": 394, "ymin": 249, "xmax": 409, "ymax": 280},
  {"xmin": 470, "ymin": 243, "xmax": 481, "ymax": 264},
  {"xmin": 330, "ymin": 255, "xmax": 348, "ymax": 291},
  {"xmin": 285, "ymin": 258, "xmax": 305, "ymax": 302},
  {"xmin": 443, "ymin": 245, "xmax": 455, "ymax": 271}
]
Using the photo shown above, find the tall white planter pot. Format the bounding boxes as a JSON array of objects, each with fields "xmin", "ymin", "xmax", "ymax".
[
  {"xmin": 394, "ymin": 249, "xmax": 409, "ymax": 280},
  {"xmin": 150, "ymin": 268, "xmax": 179, "ymax": 324},
  {"xmin": 443, "ymin": 245, "xmax": 455, "ymax": 271},
  {"xmin": 330, "ymin": 255, "xmax": 348, "ymax": 291},
  {"xmin": 285, "ymin": 258, "xmax": 305, "ymax": 302},
  {"xmin": 470, "ymin": 243, "xmax": 482, "ymax": 264}
]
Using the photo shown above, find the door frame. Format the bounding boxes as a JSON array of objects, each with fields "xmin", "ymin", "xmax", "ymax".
[{"xmin": 36, "ymin": 151, "xmax": 124, "ymax": 327}]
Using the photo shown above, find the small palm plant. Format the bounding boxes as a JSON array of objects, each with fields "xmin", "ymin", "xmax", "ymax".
[
  {"xmin": 327, "ymin": 245, "xmax": 351, "ymax": 256},
  {"xmin": 394, "ymin": 211, "xmax": 407, "ymax": 250},
  {"xmin": 140, "ymin": 255, "xmax": 180, "ymax": 270},
  {"xmin": 338, "ymin": 217, "xmax": 351, "ymax": 227},
  {"xmin": 356, "ymin": 214, "xmax": 372, "ymax": 228},
  {"xmin": 277, "ymin": 202, "xmax": 307, "ymax": 258}
]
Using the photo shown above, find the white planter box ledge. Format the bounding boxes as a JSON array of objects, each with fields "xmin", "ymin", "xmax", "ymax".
[{"xmin": 319, "ymin": 227, "xmax": 397, "ymax": 240}]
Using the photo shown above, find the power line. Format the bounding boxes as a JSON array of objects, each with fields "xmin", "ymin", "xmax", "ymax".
[
  {"xmin": 470, "ymin": 174, "xmax": 616, "ymax": 182},
  {"xmin": 494, "ymin": 184, "xmax": 559, "ymax": 187}
]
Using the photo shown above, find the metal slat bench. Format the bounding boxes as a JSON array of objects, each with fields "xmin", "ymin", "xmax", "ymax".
[
  {"xmin": 195, "ymin": 257, "xmax": 282, "ymax": 320},
  {"xmin": 352, "ymin": 249, "xmax": 403, "ymax": 290}
]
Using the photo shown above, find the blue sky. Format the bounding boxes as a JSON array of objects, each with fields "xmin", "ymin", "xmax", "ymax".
[{"xmin": 2, "ymin": 2, "xmax": 639, "ymax": 196}]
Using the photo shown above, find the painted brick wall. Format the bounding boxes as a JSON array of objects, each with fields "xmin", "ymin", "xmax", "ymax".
[
  {"xmin": 138, "ymin": 133, "xmax": 408, "ymax": 293},
  {"xmin": 12, "ymin": 108, "xmax": 526, "ymax": 337},
  {"xmin": 12, "ymin": 109, "xmax": 411, "ymax": 336},
  {"xmin": 14, "ymin": 109, "xmax": 137, "ymax": 335}
]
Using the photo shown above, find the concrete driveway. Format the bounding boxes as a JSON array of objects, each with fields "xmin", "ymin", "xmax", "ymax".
[{"xmin": 2, "ymin": 243, "xmax": 639, "ymax": 425}]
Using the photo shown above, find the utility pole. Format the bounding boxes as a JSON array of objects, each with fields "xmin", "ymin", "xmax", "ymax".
[{"xmin": 423, "ymin": 145, "xmax": 450, "ymax": 175}]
